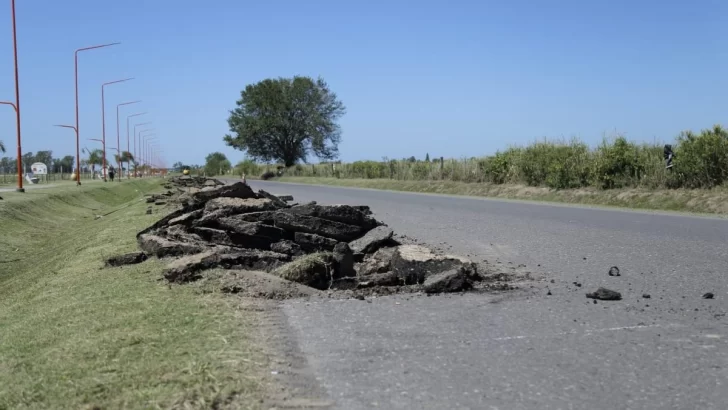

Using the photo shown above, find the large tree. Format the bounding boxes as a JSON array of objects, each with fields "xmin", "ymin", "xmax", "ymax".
[
  {"xmin": 172, "ymin": 161, "xmax": 186, "ymax": 172},
  {"xmin": 204, "ymin": 152, "xmax": 231, "ymax": 176},
  {"xmin": 35, "ymin": 150, "xmax": 53, "ymax": 165},
  {"xmin": 51, "ymin": 155, "xmax": 75, "ymax": 173},
  {"xmin": 22, "ymin": 151, "xmax": 34, "ymax": 167},
  {"xmin": 224, "ymin": 76, "xmax": 346, "ymax": 167}
]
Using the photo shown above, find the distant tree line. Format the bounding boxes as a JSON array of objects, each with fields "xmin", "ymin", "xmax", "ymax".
[{"xmin": 0, "ymin": 149, "xmax": 137, "ymax": 175}]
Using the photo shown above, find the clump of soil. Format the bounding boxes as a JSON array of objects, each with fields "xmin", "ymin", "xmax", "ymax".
[
  {"xmin": 117, "ymin": 178, "xmax": 514, "ymax": 299},
  {"xmin": 586, "ymin": 287, "xmax": 622, "ymax": 301},
  {"xmin": 105, "ymin": 251, "xmax": 147, "ymax": 267}
]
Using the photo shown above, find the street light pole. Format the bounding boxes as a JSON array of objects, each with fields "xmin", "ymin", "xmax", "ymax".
[
  {"xmin": 126, "ymin": 112, "xmax": 146, "ymax": 177},
  {"xmin": 74, "ymin": 42, "xmax": 120, "ymax": 185},
  {"xmin": 101, "ymin": 78, "xmax": 133, "ymax": 181},
  {"xmin": 6, "ymin": 0, "xmax": 24, "ymax": 192},
  {"xmin": 153, "ymin": 149, "xmax": 165, "ymax": 176},
  {"xmin": 154, "ymin": 148, "xmax": 165, "ymax": 177},
  {"xmin": 138, "ymin": 131, "xmax": 155, "ymax": 176},
  {"xmin": 149, "ymin": 146, "xmax": 158, "ymax": 175},
  {"xmin": 132, "ymin": 123, "xmax": 152, "ymax": 177},
  {"xmin": 116, "ymin": 101, "xmax": 141, "ymax": 180},
  {"xmin": 150, "ymin": 145, "xmax": 161, "ymax": 176},
  {"xmin": 54, "ymin": 124, "xmax": 78, "ymax": 179},
  {"xmin": 144, "ymin": 136, "xmax": 158, "ymax": 172},
  {"xmin": 145, "ymin": 136, "xmax": 158, "ymax": 168}
]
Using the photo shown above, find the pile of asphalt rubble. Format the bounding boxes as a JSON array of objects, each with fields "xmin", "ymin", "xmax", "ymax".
[{"xmin": 107, "ymin": 175, "xmax": 506, "ymax": 298}]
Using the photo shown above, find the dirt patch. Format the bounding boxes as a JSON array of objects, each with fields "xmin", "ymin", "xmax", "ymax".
[
  {"xmin": 114, "ymin": 177, "xmax": 518, "ymax": 299},
  {"xmin": 104, "ymin": 251, "xmax": 147, "ymax": 267},
  {"xmin": 196, "ymin": 269, "xmax": 321, "ymax": 300}
]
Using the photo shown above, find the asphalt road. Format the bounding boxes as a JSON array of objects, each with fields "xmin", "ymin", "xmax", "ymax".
[{"xmin": 248, "ymin": 180, "xmax": 728, "ymax": 410}]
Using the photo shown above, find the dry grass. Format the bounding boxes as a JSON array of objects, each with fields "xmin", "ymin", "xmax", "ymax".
[
  {"xmin": 275, "ymin": 177, "xmax": 728, "ymax": 215},
  {"xmin": 0, "ymin": 180, "xmax": 266, "ymax": 409},
  {"xmin": 273, "ymin": 253, "xmax": 333, "ymax": 285}
]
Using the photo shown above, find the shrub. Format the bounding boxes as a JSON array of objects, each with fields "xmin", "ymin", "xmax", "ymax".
[
  {"xmin": 517, "ymin": 138, "xmax": 591, "ymax": 189},
  {"xmin": 349, "ymin": 161, "xmax": 389, "ymax": 179},
  {"xmin": 260, "ymin": 171, "xmax": 276, "ymax": 180},
  {"xmin": 234, "ymin": 159, "xmax": 260, "ymax": 176},
  {"xmin": 668, "ymin": 125, "xmax": 728, "ymax": 188},
  {"xmin": 243, "ymin": 123, "xmax": 728, "ymax": 190},
  {"xmin": 589, "ymin": 136, "xmax": 649, "ymax": 189},
  {"xmin": 485, "ymin": 150, "xmax": 517, "ymax": 184}
]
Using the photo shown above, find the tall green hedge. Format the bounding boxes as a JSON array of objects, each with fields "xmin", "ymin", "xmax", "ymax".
[{"xmin": 281, "ymin": 124, "xmax": 728, "ymax": 190}]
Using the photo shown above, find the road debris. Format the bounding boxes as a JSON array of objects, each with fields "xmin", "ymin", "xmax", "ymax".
[
  {"xmin": 105, "ymin": 177, "xmax": 513, "ymax": 299},
  {"xmin": 608, "ymin": 266, "xmax": 621, "ymax": 276},
  {"xmin": 586, "ymin": 287, "xmax": 622, "ymax": 301},
  {"xmin": 105, "ymin": 252, "xmax": 148, "ymax": 267}
]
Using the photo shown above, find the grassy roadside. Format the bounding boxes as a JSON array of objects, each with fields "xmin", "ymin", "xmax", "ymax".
[
  {"xmin": 274, "ymin": 176, "xmax": 728, "ymax": 215},
  {"xmin": 0, "ymin": 180, "xmax": 265, "ymax": 409}
]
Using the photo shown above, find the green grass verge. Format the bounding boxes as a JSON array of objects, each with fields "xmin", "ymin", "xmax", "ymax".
[
  {"xmin": 274, "ymin": 176, "xmax": 728, "ymax": 215},
  {"xmin": 0, "ymin": 180, "xmax": 265, "ymax": 409}
]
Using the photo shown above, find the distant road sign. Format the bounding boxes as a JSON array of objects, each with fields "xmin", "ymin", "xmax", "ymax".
[{"xmin": 31, "ymin": 162, "xmax": 48, "ymax": 175}]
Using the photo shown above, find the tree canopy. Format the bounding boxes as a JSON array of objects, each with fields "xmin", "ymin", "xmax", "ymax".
[
  {"xmin": 87, "ymin": 149, "xmax": 105, "ymax": 169},
  {"xmin": 224, "ymin": 76, "xmax": 346, "ymax": 167},
  {"xmin": 172, "ymin": 162, "xmax": 187, "ymax": 172},
  {"xmin": 121, "ymin": 151, "xmax": 135, "ymax": 165},
  {"xmin": 34, "ymin": 150, "xmax": 53, "ymax": 165},
  {"xmin": 204, "ymin": 152, "xmax": 232, "ymax": 176},
  {"xmin": 51, "ymin": 156, "xmax": 75, "ymax": 173}
]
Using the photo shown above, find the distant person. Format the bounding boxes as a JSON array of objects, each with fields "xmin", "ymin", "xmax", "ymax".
[{"xmin": 108, "ymin": 167, "xmax": 115, "ymax": 182}]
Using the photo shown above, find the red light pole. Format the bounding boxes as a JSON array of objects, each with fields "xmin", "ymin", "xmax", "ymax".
[
  {"xmin": 74, "ymin": 42, "xmax": 120, "ymax": 185},
  {"xmin": 4, "ymin": 0, "xmax": 24, "ymax": 192},
  {"xmin": 54, "ymin": 124, "xmax": 78, "ymax": 179},
  {"xmin": 101, "ymin": 78, "xmax": 133, "ymax": 181},
  {"xmin": 133, "ymin": 123, "xmax": 152, "ymax": 177},
  {"xmin": 145, "ymin": 136, "xmax": 158, "ymax": 164},
  {"xmin": 138, "ymin": 130, "xmax": 155, "ymax": 176},
  {"xmin": 116, "ymin": 101, "xmax": 141, "ymax": 180},
  {"xmin": 149, "ymin": 145, "xmax": 162, "ymax": 176},
  {"xmin": 126, "ymin": 112, "xmax": 146, "ymax": 177},
  {"xmin": 142, "ymin": 134, "xmax": 157, "ymax": 173},
  {"xmin": 154, "ymin": 150, "xmax": 166, "ymax": 176}
]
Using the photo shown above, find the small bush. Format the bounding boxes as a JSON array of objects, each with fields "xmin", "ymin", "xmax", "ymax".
[
  {"xmin": 672, "ymin": 125, "xmax": 728, "ymax": 188},
  {"xmin": 260, "ymin": 171, "xmax": 276, "ymax": 180},
  {"xmin": 234, "ymin": 159, "xmax": 260, "ymax": 176},
  {"xmin": 589, "ymin": 136, "xmax": 647, "ymax": 189},
  {"xmin": 518, "ymin": 138, "xmax": 591, "ymax": 189},
  {"xmin": 349, "ymin": 161, "xmax": 389, "ymax": 179},
  {"xmin": 242, "ymin": 123, "xmax": 728, "ymax": 190},
  {"xmin": 485, "ymin": 150, "xmax": 517, "ymax": 184}
]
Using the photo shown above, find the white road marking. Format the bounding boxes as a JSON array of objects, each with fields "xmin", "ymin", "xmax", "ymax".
[{"xmin": 489, "ymin": 324, "xmax": 682, "ymax": 342}]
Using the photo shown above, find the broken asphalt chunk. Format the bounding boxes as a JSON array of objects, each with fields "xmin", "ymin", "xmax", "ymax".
[{"xmin": 586, "ymin": 287, "xmax": 622, "ymax": 301}]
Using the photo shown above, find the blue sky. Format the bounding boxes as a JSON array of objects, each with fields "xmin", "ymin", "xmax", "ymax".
[{"xmin": 1, "ymin": 0, "xmax": 726, "ymax": 167}]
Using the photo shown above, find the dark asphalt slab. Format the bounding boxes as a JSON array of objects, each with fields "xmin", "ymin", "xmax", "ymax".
[{"xmin": 248, "ymin": 180, "xmax": 728, "ymax": 409}]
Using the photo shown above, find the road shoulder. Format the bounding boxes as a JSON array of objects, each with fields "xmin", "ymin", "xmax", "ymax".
[{"xmin": 265, "ymin": 177, "xmax": 728, "ymax": 218}]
